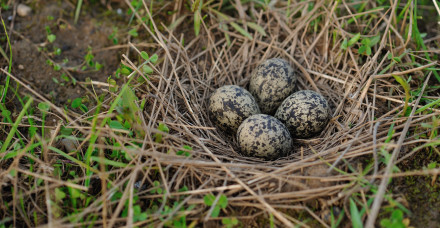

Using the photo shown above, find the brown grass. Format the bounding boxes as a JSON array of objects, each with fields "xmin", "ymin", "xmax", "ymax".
[{"xmin": 1, "ymin": 0, "xmax": 440, "ymax": 227}]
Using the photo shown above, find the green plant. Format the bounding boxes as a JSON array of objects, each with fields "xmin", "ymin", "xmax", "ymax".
[
  {"xmin": 0, "ymin": 97, "xmax": 33, "ymax": 154},
  {"xmin": 37, "ymin": 102, "xmax": 50, "ymax": 138},
  {"xmin": 330, "ymin": 207, "xmax": 345, "ymax": 228},
  {"xmin": 341, "ymin": 33, "xmax": 361, "ymax": 50},
  {"xmin": 71, "ymin": 97, "xmax": 89, "ymax": 113},
  {"xmin": 46, "ymin": 59, "xmax": 61, "ymax": 71},
  {"xmin": 45, "ymin": 25, "xmax": 56, "ymax": 43},
  {"xmin": 140, "ymin": 51, "xmax": 158, "ymax": 77},
  {"xmin": 349, "ymin": 198, "xmax": 363, "ymax": 228},
  {"xmin": 74, "ymin": 0, "xmax": 83, "ymax": 24},
  {"xmin": 154, "ymin": 122, "xmax": 169, "ymax": 143},
  {"xmin": 1, "ymin": 16, "xmax": 12, "ymax": 103},
  {"xmin": 341, "ymin": 33, "xmax": 381, "ymax": 56},
  {"xmin": 176, "ymin": 145, "xmax": 192, "ymax": 157},
  {"xmin": 393, "ymin": 75, "xmax": 411, "ymax": 116},
  {"xmin": 150, "ymin": 180, "xmax": 163, "ymax": 194},
  {"xmin": 380, "ymin": 209, "xmax": 407, "ymax": 228},
  {"xmin": 53, "ymin": 47, "xmax": 61, "ymax": 56},
  {"xmin": 358, "ymin": 35, "xmax": 381, "ymax": 56},
  {"xmin": 128, "ymin": 28, "xmax": 138, "ymax": 37},
  {"xmin": 222, "ymin": 217, "xmax": 239, "ymax": 228},
  {"xmin": 203, "ymin": 194, "xmax": 228, "ymax": 218},
  {"xmin": 0, "ymin": 0, "xmax": 10, "ymax": 10},
  {"xmin": 188, "ymin": 1, "xmax": 266, "ymax": 43},
  {"xmin": 108, "ymin": 27, "xmax": 119, "ymax": 44},
  {"xmin": 191, "ymin": 0, "xmax": 203, "ymax": 36},
  {"xmin": 411, "ymin": 0, "xmax": 440, "ymax": 82},
  {"xmin": 82, "ymin": 47, "xmax": 103, "ymax": 71}
]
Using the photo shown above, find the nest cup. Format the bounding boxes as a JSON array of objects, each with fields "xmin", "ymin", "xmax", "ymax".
[{"xmin": 141, "ymin": 13, "xmax": 381, "ymax": 226}]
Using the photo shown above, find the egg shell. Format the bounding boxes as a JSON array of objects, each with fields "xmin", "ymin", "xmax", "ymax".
[
  {"xmin": 249, "ymin": 58, "xmax": 296, "ymax": 114},
  {"xmin": 237, "ymin": 114, "xmax": 292, "ymax": 160},
  {"xmin": 208, "ymin": 85, "xmax": 261, "ymax": 132},
  {"xmin": 275, "ymin": 90, "xmax": 330, "ymax": 138}
]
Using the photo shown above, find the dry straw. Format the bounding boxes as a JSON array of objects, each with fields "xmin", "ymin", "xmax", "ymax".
[
  {"xmin": 2, "ymin": 0, "xmax": 439, "ymax": 227},
  {"xmin": 86, "ymin": 0, "xmax": 436, "ymax": 226},
  {"xmin": 117, "ymin": 1, "xmax": 437, "ymax": 227}
]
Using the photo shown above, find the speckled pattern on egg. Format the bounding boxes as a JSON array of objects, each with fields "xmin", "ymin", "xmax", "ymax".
[
  {"xmin": 249, "ymin": 58, "xmax": 296, "ymax": 114},
  {"xmin": 237, "ymin": 114, "xmax": 292, "ymax": 160},
  {"xmin": 208, "ymin": 85, "xmax": 261, "ymax": 132},
  {"xmin": 275, "ymin": 90, "xmax": 330, "ymax": 138}
]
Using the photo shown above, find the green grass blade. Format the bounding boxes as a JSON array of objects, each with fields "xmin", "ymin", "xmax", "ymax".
[
  {"xmin": 246, "ymin": 22, "xmax": 267, "ymax": 36},
  {"xmin": 191, "ymin": 0, "xmax": 201, "ymax": 11},
  {"xmin": 194, "ymin": 10, "xmax": 201, "ymax": 36},
  {"xmin": 412, "ymin": 0, "xmax": 440, "ymax": 82},
  {"xmin": 84, "ymin": 77, "xmax": 135, "ymax": 187},
  {"xmin": 349, "ymin": 198, "xmax": 363, "ymax": 228},
  {"xmin": 393, "ymin": 75, "xmax": 410, "ymax": 115},
  {"xmin": 209, "ymin": 8, "xmax": 229, "ymax": 20},
  {"xmin": 90, "ymin": 156, "xmax": 129, "ymax": 168},
  {"xmin": 49, "ymin": 146, "xmax": 99, "ymax": 173},
  {"xmin": 0, "ymin": 97, "xmax": 33, "ymax": 154},
  {"xmin": 1, "ymin": 16, "xmax": 12, "ymax": 103},
  {"xmin": 74, "ymin": 0, "xmax": 83, "ymax": 24},
  {"xmin": 415, "ymin": 98, "xmax": 440, "ymax": 114},
  {"xmin": 84, "ymin": 100, "xmax": 102, "ymax": 187},
  {"xmin": 2, "ymin": 141, "xmax": 42, "ymax": 160},
  {"xmin": 348, "ymin": 33, "xmax": 361, "ymax": 47},
  {"xmin": 168, "ymin": 15, "xmax": 187, "ymax": 31},
  {"xmin": 229, "ymin": 22, "xmax": 253, "ymax": 40}
]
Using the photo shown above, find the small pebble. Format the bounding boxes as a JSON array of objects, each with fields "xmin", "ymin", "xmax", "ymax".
[
  {"xmin": 18, "ymin": 65, "xmax": 24, "ymax": 70},
  {"xmin": 17, "ymin": 4, "xmax": 32, "ymax": 17},
  {"xmin": 60, "ymin": 138, "xmax": 79, "ymax": 153}
]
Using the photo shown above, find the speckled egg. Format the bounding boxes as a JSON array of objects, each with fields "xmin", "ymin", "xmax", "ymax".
[
  {"xmin": 275, "ymin": 90, "xmax": 331, "ymax": 138},
  {"xmin": 237, "ymin": 114, "xmax": 292, "ymax": 159},
  {"xmin": 249, "ymin": 58, "xmax": 296, "ymax": 114},
  {"xmin": 209, "ymin": 85, "xmax": 261, "ymax": 132}
]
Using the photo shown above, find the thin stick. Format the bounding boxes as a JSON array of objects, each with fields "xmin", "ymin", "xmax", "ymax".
[
  {"xmin": 372, "ymin": 93, "xmax": 440, "ymax": 113},
  {"xmin": 372, "ymin": 62, "xmax": 437, "ymax": 78},
  {"xmin": 365, "ymin": 73, "xmax": 431, "ymax": 227}
]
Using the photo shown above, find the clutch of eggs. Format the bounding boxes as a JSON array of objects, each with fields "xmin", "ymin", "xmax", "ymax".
[{"xmin": 209, "ymin": 58, "xmax": 331, "ymax": 160}]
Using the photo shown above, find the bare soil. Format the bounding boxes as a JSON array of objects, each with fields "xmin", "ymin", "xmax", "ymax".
[{"xmin": 9, "ymin": 1, "xmax": 122, "ymax": 105}]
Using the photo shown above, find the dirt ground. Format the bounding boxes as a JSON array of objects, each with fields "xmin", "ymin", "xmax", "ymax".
[
  {"xmin": 1, "ymin": 1, "xmax": 440, "ymax": 227},
  {"xmin": 393, "ymin": 152, "xmax": 440, "ymax": 227},
  {"xmin": 6, "ymin": 1, "xmax": 122, "ymax": 106}
]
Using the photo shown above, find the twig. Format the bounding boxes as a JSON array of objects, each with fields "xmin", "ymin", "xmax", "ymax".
[
  {"xmin": 365, "ymin": 73, "xmax": 431, "ymax": 227},
  {"xmin": 372, "ymin": 62, "xmax": 437, "ymax": 78}
]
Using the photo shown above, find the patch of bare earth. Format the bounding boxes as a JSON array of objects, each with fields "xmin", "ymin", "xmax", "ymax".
[{"xmin": 11, "ymin": 1, "xmax": 121, "ymax": 105}]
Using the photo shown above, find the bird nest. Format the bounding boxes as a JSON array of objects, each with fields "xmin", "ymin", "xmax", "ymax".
[{"xmin": 104, "ymin": 2, "xmax": 437, "ymax": 227}]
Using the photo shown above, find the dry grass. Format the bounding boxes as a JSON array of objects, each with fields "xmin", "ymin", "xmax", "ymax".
[{"xmin": 1, "ymin": 0, "xmax": 440, "ymax": 227}]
